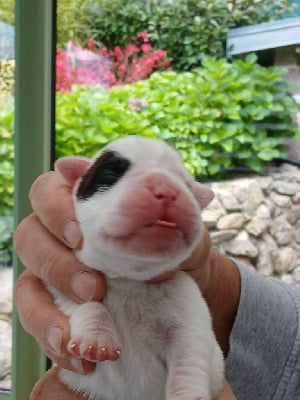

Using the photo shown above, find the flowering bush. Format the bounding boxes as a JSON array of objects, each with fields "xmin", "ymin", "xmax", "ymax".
[{"xmin": 56, "ymin": 32, "xmax": 170, "ymax": 92}]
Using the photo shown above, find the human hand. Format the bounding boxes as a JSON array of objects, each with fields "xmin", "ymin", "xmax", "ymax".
[
  {"xmin": 14, "ymin": 169, "xmax": 240, "ymax": 395},
  {"xmin": 14, "ymin": 171, "xmax": 106, "ymax": 374},
  {"xmin": 30, "ymin": 366, "xmax": 236, "ymax": 400}
]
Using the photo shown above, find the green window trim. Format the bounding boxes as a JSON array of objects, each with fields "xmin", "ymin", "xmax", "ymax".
[{"xmin": 0, "ymin": 1, "xmax": 56, "ymax": 399}]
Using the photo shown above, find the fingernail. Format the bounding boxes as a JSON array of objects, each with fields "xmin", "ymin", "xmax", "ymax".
[
  {"xmin": 71, "ymin": 271, "xmax": 97, "ymax": 301},
  {"xmin": 63, "ymin": 220, "xmax": 82, "ymax": 249},
  {"xmin": 47, "ymin": 326, "xmax": 63, "ymax": 355}
]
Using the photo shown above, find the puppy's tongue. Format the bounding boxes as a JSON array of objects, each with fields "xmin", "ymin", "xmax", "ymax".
[{"xmin": 153, "ymin": 220, "xmax": 177, "ymax": 228}]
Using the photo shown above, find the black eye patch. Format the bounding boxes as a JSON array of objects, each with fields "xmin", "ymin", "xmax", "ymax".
[{"xmin": 76, "ymin": 150, "xmax": 131, "ymax": 200}]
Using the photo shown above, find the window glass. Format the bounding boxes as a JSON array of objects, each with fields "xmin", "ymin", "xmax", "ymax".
[
  {"xmin": 0, "ymin": 0, "xmax": 14, "ymax": 392},
  {"xmin": 55, "ymin": 0, "xmax": 300, "ymax": 296},
  {"xmin": 53, "ymin": 1, "xmax": 300, "ymax": 397}
]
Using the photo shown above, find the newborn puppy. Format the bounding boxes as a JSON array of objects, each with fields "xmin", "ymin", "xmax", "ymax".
[{"xmin": 51, "ymin": 136, "xmax": 224, "ymax": 400}]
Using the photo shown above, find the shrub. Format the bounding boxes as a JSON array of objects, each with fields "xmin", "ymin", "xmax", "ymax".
[
  {"xmin": 1, "ymin": 56, "xmax": 299, "ymax": 260},
  {"xmin": 0, "ymin": 98, "xmax": 14, "ymax": 217},
  {"xmin": 0, "ymin": 98, "xmax": 14, "ymax": 265},
  {"xmin": 56, "ymin": 0, "xmax": 93, "ymax": 47},
  {"xmin": 2, "ymin": 56, "xmax": 300, "ymax": 218},
  {"xmin": 0, "ymin": 60, "xmax": 15, "ymax": 97},
  {"xmin": 83, "ymin": 0, "xmax": 295, "ymax": 71},
  {"xmin": 0, "ymin": 0, "xmax": 15, "ymax": 25},
  {"xmin": 56, "ymin": 55, "xmax": 300, "ymax": 178},
  {"xmin": 56, "ymin": 32, "xmax": 170, "ymax": 92}
]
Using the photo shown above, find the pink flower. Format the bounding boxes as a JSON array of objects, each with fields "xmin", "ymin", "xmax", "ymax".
[
  {"xmin": 113, "ymin": 46, "xmax": 124, "ymax": 61},
  {"xmin": 87, "ymin": 38, "xmax": 96, "ymax": 50},
  {"xmin": 125, "ymin": 44, "xmax": 140, "ymax": 57},
  {"xmin": 141, "ymin": 44, "xmax": 151, "ymax": 54},
  {"xmin": 101, "ymin": 47, "xmax": 110, "ymax": 57},
  {"xmin": 55, "ymin": 32, "xmax": 171, "ymax": 92},
  {"xmin": 118, "ymin": 65, "xmax": 126, "ymax": 73},
  {"xmin": 137, "ymin": 31, "xmax": 149, "ymax": 42}
]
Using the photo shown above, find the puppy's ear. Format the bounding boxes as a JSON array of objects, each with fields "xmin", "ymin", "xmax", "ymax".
[
  {"xmin": 192, "ymin": 182, "xmax": 214, "ymax": 209},
  {"xmin": 55, "ymin": 156, "xmax": 91, "ymax": 187}
]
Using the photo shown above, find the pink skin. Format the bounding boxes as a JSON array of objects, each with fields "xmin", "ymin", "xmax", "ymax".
[
  {"xmin": 100, "ymin": 175, "xmax": 201, "ymax": 258},
  {"xmin": 68, "ymin": 341, "xmax": 121, "ymax": 363}
]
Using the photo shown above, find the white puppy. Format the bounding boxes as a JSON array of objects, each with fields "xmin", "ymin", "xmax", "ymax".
[{"xmin": 50, "ymin": 136, "xmax": 224, "ymax": 400}]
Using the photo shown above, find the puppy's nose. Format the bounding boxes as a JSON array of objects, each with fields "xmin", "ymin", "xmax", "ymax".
[{"xmin": 153, "ymin": 185, "xmax": 177, "ymax": 205}]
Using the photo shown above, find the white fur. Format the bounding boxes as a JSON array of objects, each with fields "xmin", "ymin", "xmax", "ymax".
[{"xmin": 50, "ymin": 136, "xmax": 224, "ymax": 400}]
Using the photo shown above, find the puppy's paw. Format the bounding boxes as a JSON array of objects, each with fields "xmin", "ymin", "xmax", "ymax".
[{"xmin": 68, "ymin": 334, "xmax": 122, "ymax": 362}]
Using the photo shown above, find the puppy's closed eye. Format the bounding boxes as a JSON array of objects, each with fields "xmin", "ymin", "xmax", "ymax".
[{"xmin": 77, "ymin": 150, "xmax": 131, "ymax": 199}]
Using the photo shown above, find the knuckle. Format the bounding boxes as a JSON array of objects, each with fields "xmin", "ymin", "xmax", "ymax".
[
  {"xmin": 35, "ymin": 247, "xmax": 63, "ymax": 284},
  {"xmin": 14, "ymin": 273, "xmax": 27, "ymax": 305},
  {"xmin": 13, "ymin": 214, "xmax": 36, "ymax": 254},
  {"xmin": 14, "ymin": 274, "xmax": 38, "ymax": 334},
  {"xmin": 29, "ymin": 171, "xmax": 55, "ymax": 204}
]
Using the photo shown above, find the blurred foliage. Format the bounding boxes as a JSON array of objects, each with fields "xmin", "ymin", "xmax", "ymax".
[
  {"xmin": 0, "ymin": 60, "xmax": 15, "ymax": 96},
  {"xmin": 57, "ymin": 0, "xmax": 94, "ymax": 47},
  {"xmin": 0, "ymin": 0, "xmax": 14, "ymax": 24},
  {"xmin": 1, "ymin": 56, "xmax": 299, "ymax": 219},
  {"xmin": 80, "ymin": 0, "xmax": 295, "ymax": 71},
  {"xmin": 54, "ymin": 55, "xmax": 300, "ymax": 178},
  {"xmin": 0, "ymin": 98, "xmax": 14, "ymax": 217},
  {"xmin": 0, "ymin": 98, "xmax": 14, "ymax": 265},
  {"xmin": 1, "ymin": 55, "xmax": 300, "ymax": 261}
]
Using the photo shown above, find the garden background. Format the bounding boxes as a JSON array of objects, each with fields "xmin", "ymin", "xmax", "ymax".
[{"xmin": 0, "ymin": 0, "xmax": 300, "ymax": 265}]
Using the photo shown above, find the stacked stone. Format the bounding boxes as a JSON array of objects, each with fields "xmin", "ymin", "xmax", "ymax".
[
  {"xmin": 0, "ymin": 267, "xmax": 12, "ymax": 390},
  {"xmin": 203, "ymin": 164, "xmax": 300, "ymax": 284}
]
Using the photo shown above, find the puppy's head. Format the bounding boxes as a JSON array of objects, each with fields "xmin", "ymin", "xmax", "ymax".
[{"xmin": 56, "ymin": 136, "xmax": 213, "ymax": 280}]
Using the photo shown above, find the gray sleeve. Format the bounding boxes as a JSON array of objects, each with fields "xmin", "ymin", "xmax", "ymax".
[{"xmin": 225, "ymin": 262, "xmax": 300, "ymax": 400}]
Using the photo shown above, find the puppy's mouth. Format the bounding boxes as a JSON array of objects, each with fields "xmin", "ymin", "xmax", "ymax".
[
  {"xmin": 142, "ymin": 218, "xmax": 184, "ymax": 240},
  {"xmin": 102, "ymin": 216, "xmax": 186, "ymax": 243},
  {"xmin": 151, "ymin": 219, "xmax": 177, "ymax": 228}
]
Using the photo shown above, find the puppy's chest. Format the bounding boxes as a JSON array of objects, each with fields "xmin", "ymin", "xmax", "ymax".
[{"xmin": 104, "ymin": 279, "xmax": 175, "ymax": 351}]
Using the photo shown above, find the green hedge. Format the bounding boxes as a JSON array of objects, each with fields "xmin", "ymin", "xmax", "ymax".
[
  {"xmin": 1, "ymin": 56, "xmax": 300, "ymax": 262},
  {"xmin": 56, "ymin": 55, "xmax": 300, "ymax": 176},
  {"xmin": 0, "ymin": 56, "xmax": 300, "ymax": 219},
  {"xmin": 0, "ymin": 98, "xmax": 14, "ymax": 265},
  {"xmin": 0, "ymin": 98, "xmax": 14, "ymax": 217},
  {"xmin": 2, "ymin": 56, "xmax": 300, "ymax": 217},
  {"xmin": 83, "ymin": 0, "xmax": 295, "ymax": 71}
]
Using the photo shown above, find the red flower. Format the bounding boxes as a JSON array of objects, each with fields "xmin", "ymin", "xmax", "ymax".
[
  {"xmin": 55, "ymin": 32, "xmax": 171, "ymax": 92},
  {"xmin": 87, "ymin": 38, "xmax": 96, "ymax": 50},
  {"xmin": 141, "ymin": 44, "xmax": 151, "ymax": 54},
  {"xmin": 137, "ymin": 31, "xmax": 149, "ymax": 42}
]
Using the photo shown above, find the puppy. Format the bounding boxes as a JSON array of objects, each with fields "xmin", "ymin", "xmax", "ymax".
[{"xmin": 50, "ymin": 136, "xmax": 224, "ymax": 400}]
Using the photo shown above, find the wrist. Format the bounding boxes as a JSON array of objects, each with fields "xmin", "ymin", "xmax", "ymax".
[{"xmin": 203, "ymin": 251, "xmax": 241, "ymax": 356}]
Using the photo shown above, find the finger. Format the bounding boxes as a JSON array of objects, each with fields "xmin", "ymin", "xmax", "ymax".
[
  {"xmin": 15, "ymin": 270, "xmax": 95, "ymax": 374},
  {"xmin": 29, "ymin": 171, "xmax": 81, "ymax": 249},
  {"xmin": 14, "ymin": 213, "xmax": 106, "ymax": 302},
  {"xmin": 30, "ymin": 365, "xmax": 85, "ymax": 400},
  {"xmin": 15, "ymin": 269, "xmax": 70, "ymax": 356},
  {"xmin": 215, "ymin": 380, "xmax": 237, "ymax": 400}
]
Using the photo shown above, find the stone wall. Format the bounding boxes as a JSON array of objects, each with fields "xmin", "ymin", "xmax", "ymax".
[
  {"xmin": 203, "ymin": 164, "xmax": 300, "ymax": 284},
  {"xmin": 0, "ymin": 267, "xmax": 12, "ymax": 390}
]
